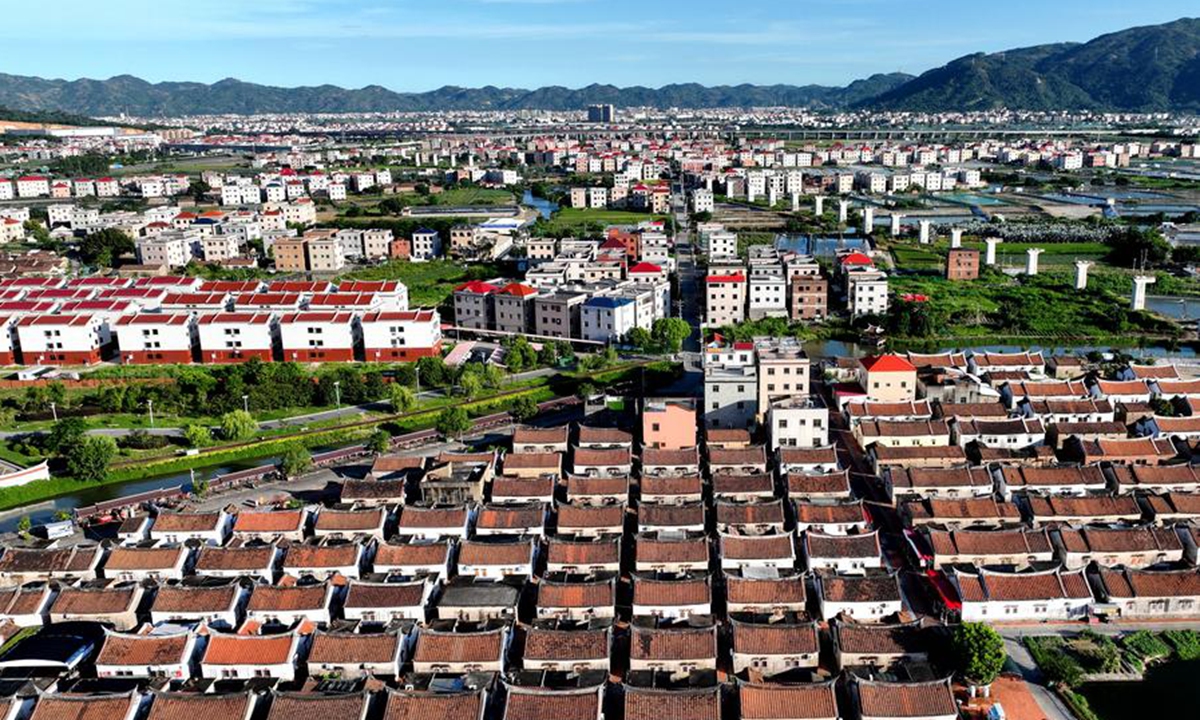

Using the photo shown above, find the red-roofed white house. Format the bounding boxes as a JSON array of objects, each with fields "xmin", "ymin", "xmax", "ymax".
[
  {"xmin": 360, "ymin": 310, "xmax": 442, "ymax": 361},
  {"xmin": 705, "ymin": 272, "xmax": 746, "ymax": 327},
  {"xmin": 15, "ymin": 176, "xmax": 50, "ymax": 198},
  {"xmin": 279, "ymin": 311, "xmax": 355, "ymax": 362},
  {"xmin": 307, "ymin": 292, "xmax": 381, "ymax": 314},
  {"xmin": 337, "ymin": 280, "xmax": 408, "ymax": 310},
  {"xmin": 234, "ymin": 293, "xmax": 303, "ymax": 313},
  {"xmin": 0, "ymin": 316, "xmax": 17, "ymax": 365},
  {"xmin": 628, "ymin": 262, "xmax": 667, "ymax": 284},
  {"xmin": 161, "ymin": 292, "xmax": 231, "ymax": 313},
  {"xmin": 197, "ymin": 312, "xmax": 275, "ymax": 363},
  {"xmin": 115, "ymin": 313, "xmax": 196, "ymax": 364},
  {"xmin": 0, "ymin": 217, "xmax": 24, "ymax": 243},
  {"xmin": 58, "ymin": 300, "xmax": 134, "ymax": 347},
  {"xmin": 15, "ymin": 314, "xmax": 105, "ymax": 365}
]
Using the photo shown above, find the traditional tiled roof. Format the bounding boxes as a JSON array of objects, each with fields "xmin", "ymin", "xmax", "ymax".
[
  {"xmin": 307, "ymin": 632, "xmax": 401, "ymax": 664},
  {"xmin": 820, "ymin": 574, "xmax": 902, "ymax": 604},
  {"xmin": 503, "ymin": 687, "xmax": 601, "ymax": 720},
  {"xmin": 343, "ymin": 580, "xmax": 426, "ymax": 610},
  {"xmin": 151, "ymin": 583, "xmax": 240, "ymax": 614},
  {"xmin": 247, "ymin": 583, "xmax": 328, "ymax": 612},
  {"xmin": 412, "ymin": 628, "xmax": 505, "ymax": 664},
  {"xmin": 856, "ymin": 678, "xmax": 957, "ymax": 718},
  {"xmin": 633, "ymin": 576, "xmax": 711, "ymax": 607},
  {"xmin": 739, "ymin": 682, "xmax": 838, "ymax": 720},
  {"xmin": 264, "ymin": 694, "xmax": 369, "ymax": 720},
  {"xmin": 145, "ymin": 693, "xmax": 253, "ymax": 720},
  {"xmin": 731, "ymin": 620, "xmax": 818, "ymax": 655},
  {"xmin": 381, "ymin": 688, "xmax": 485, "ymax": 720},
  {"xmin": 203, "ymin": 633, "xmax": 295, "ymax": 665},
  {"xmin": 725, "ymin": 574, "xmax": 807, "ymax": 606},
  {"xmin": 523, "ymin": 626, "xmax": 609, "ymax": 662},
  {"xmin": 629, "ymin": 624, "xmax": 717, "ymax": 661},
  {"xmin": 624, "ymin": 686, "xmax": 719, "ymax": 720},
  {"xmin": 97, "ymin": 631, "xmax": 190, "ymax": 666},
  {"xmin": 835, "ymin": 620, "xmax": 931, "ymax": 656}
]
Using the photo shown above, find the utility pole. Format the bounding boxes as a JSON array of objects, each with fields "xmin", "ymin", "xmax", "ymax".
[
  {"xmin": 147, "ymin": 399, "xmax": 154, "ymax": 428},
  {"xmin": 334, "ymin": 381, "xmax": 341, "ymax": 411}
]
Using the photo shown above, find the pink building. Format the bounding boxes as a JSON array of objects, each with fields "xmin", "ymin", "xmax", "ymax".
[{"xmin": 643, "ymin": 399, "xmax": 698, "ymax": 450}]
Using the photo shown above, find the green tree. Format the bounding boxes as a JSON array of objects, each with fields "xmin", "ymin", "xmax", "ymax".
[
  {"xmin": 183, "ymin": 424, "xmax": 212, "ymax": 448},
  {"xmin": 366, "ymin": 429, "xmax": 391, "ymax": 455},
  {"xmin": 79, "ymin": 228, "xmax": 135, "ymax": 268},
  {"xmin": 279, "ymin": 444, "xmax": 312, "ymax": 479},
  {"xmin": 435, "ymin": 407, "xmax": 472, "ymax": 439},
  {"xmin": 416, "ymin": 356, "xmax": 451, "ymax": 387},
  {"xmin": 509, "ymin": 395, "xmax": 539, "ymax": 423},
  {"xmin": 459, "ymin": 373, "xmax": 483, "ymax": 399},
  {"xmin": 652, "ymin": 317, "xmax": 692, "ymax": 353},
  {"xmin": 23, "ymin": 220, "xmax": 51, "ymax": 245},
  {"xmin": 627, "ymin": 327, "xmax": 654, "ymax": 351},
  {"xmin": 17, "ymin": 515, "xmax": 31, "ymax": 536},
  {"xmin": 389, "ymin": 383, "xmax": 417, "ymax": 412},
  {"xmin": 65, "ymin": 435, "xmax": 117, "ymax": 483},
  {"xmin": 45, "ymin": 417, "xmax": 88, "ymax": 455},
  {"xmin": 952, "ymin": 622, "xmax": 1007, "ymax": 685},
  {"xmin": 218, "ymin": 410, "xmax": 257, "ymax": 442}
]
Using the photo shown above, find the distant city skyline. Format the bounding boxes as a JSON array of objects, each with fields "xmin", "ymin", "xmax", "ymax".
[{"xmin": 2, "ymin": 1, "xmax": 1196, "ymax": 92}]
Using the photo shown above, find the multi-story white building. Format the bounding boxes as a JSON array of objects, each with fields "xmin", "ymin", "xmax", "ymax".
[
  {"xmin": 411, "ymin": 228, "xmax": 442, "ymax": 260},
  {"xmin": 15, "ymin": 314, "xmax": 106, "ymax": 365},
  {"xmin": 705, "ymin": 271, "xmax": 746, "ymax": 327},
  {"xmin": 581, "ymin": 295, "xmax": 638, "ymax": 343},
  {"xmin": 196, "ymin": 312, "xmax": 275, "ymax": 363},
  {"xmin": 279, "ymin": 311, "xmax": 356, "ymax": 363},
  {"xmin": 115, "ymin": 313, "xmax": 196, "ymax": 365},
  {"xmin": 359, "ymin": 310, "xmax": 443, "ymax": 361},
  {"xmin": 704, "ymin": 343, "xmax": 758, "ymax": 430},
  {"xmin": 847, "ymin": 271, "xmax": 889, "ymax": 318}
]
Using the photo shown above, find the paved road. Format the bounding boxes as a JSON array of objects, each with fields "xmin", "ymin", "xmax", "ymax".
[{"xmin": 1003, "ymin": 637, "xmax": 1077, "ymax": 720}]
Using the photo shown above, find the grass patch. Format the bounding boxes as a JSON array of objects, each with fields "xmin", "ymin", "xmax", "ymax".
[
  {"xmin": 336, "ymin": 259, "xmax": 502, "ymax": 307},
  {"xmin": 537, "ymin": 208, "xmax": 666, "ymax": 235},
  {"xmin": 889, "ymin": 269, "xmax": 1180, "ymax": 342}
]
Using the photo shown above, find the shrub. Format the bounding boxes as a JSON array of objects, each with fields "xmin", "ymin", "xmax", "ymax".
[
  {"xmin": 1121, "ymin": 631, "xmax": 1171, "ymax": 660},
  {"xmin": 1024, "ymin": 637, "xmax": 1084, "ymax": 686},
  {"xmin": 1162, "ymin": 630, "xmax": 1200, "ymax": 660}
]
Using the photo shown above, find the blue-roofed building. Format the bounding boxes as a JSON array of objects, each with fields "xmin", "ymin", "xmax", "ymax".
[{"xmin": 581, "ymin": 294, "xmax": 637, "ymax": 343}]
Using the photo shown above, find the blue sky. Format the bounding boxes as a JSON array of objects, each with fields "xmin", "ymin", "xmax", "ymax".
[{"xmin": 2, "ymin": 1, "xmax": 1195, "ymax": 90}]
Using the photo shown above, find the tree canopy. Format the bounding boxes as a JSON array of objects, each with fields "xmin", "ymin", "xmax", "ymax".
[{"xmin": 952, "ymin": 622, "xmax": 1007, "ymax": 685}]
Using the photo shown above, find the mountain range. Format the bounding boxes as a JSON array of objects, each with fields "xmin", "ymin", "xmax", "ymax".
[{"xmin": 0, "ymin": 18, "xmax": 1197, "ymax": 117}]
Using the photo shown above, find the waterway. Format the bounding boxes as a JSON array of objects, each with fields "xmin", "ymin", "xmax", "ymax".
[
  {"xmin": 1078, "ymin": 659, "xmax": 1200, "ymax": 720},
  {"xmin": 522, "ymin": 190, "xmax": 558, "ymax": 219},
  {"xmin": 1145, "ymin": 295, "xmax": 1200, "ymax": 320},
  {"xmin": 0, "ymin": 454, "xmax": 284, "ymax": 533}
]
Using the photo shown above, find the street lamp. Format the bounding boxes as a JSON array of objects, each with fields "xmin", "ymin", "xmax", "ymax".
[
  {"xmin": 49, "ymin": 402, "xmax": 57, "ymax": 422},
  {"xmin": 415, "ymin": 365, "xmax": 421, "ymax": 395},
  {"xmin": 242, "ymin": 395, "xmax": 249, "ymax": 414},
  {"xmin": 147, "ymin": 399, "xmax": 155, "ymax": 428},
  {"xmin": 333, "ymin": 380, "xmax": 341, "ymax": 411}
]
